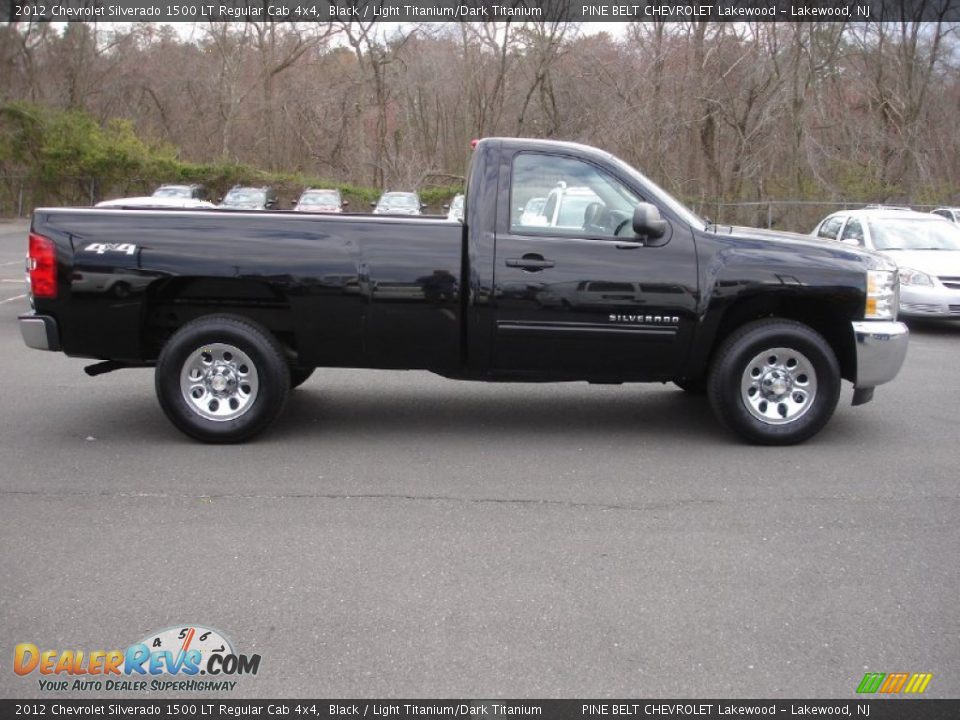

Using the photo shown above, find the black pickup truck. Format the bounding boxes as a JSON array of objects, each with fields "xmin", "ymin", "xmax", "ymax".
[{"xmin": 19, "ymin": 138, "xmax": 909, "ymax": 445}]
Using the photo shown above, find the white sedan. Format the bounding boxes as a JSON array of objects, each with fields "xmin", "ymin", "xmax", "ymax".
[
  {"xmin": 812, "ymin": 208, "xmax": 960, "ymax": 319},
  {"xmin": 96, "ymin": 196, "xmax": 216, "ymax": 209}
]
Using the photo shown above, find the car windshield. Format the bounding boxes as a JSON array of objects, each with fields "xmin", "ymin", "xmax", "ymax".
[
  {"xmin": 300, "ymin": 191, "xmax": 339, "ymax": 205},
  {"xmin": 380, "ymin": 194, "xmax": 417, "ymax": 207},
  {"xmin": 153, "ymin": 186, "xmax": 191, "ymax": 198},
  {"xmin": 222, "ymin": 189, "xmax": 265, "ymax": 206},
  {"xmin": 868, "ymin": 218, "xmax": 960, "ymax": 251}
]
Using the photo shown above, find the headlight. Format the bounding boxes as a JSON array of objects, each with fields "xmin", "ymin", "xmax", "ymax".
[
  {"xmin": 898, "ymin": 267, "xmax": 934, "ymax": 286},
  {"xmin": 865, "ymin": 269, "xmax": 898, "ymax": 320}
]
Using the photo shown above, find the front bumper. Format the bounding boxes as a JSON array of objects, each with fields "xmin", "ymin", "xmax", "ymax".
[
  {"xmin": 852, "ymin": 320, "xmax": 909, "ymax": 388},
  {"xmin": 899, "ymin": 284, "xmax": 960, "ymax": 318},
  {"xmin": 19, "ymin": 313, "xmax": 61, "ymax": 351}
]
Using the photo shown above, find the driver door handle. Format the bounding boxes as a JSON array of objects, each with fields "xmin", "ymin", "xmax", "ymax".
[{"xmin": 506, "ymin": 254, "xmax": 555, "ymax": 271}]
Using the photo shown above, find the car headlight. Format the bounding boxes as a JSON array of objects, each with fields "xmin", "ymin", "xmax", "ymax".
[
  {"xmin": 898, "ymin": 267, "xmax": 934, "ymax": 287},
  {"xmin": 865, "ymin": 269, "xmax": 898, "ymax": 320}
]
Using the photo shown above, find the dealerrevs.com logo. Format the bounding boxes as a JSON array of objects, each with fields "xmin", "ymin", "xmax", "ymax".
[{"xmin": 14, "ymin": 625, "xmax": 261, "ymax": 692}]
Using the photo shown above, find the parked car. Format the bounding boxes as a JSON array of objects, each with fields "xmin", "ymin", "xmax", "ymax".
[
  {"xmin": 518, "ymin": 196, "xmax": 546, "ymax": 226},
  {"xmin": 96, "ymin": 196, "xmax": 215, "ymax": 209},
  {"xmin": 812, "ymin": 207, "xmax": 960, "ymax": 319},
  {"xmin": 372, "ymin": 191, "xmax": 425, "ymax": 215},
  {"xmin": 931, "ymin": 207, "xmax": 960, "ymax": 223},
  {"xmin": 518, "ymin": 184, "xmax": 603, "ymax": 230},
  {"xmin": 294, "ymin": 189, "xmax": 347, "ymax": 213},
  {"xmin": 19, "ymin": 137, "xmax": 909, "ymax": 446},
  {"xmin": 445, "ymin": 194, "xmax": 464, "ymax": 221},
  {"xmin": 152, "ymin": 184, "xmax": 209, "ymax": 201},
  {"xmin": 219, "ymin": 186, "xmax": 278, "ymax": 210}
]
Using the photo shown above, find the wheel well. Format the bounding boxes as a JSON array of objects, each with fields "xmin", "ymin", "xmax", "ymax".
[
  {"xmin": 706, "ymin": 294, "xmax": 856, "ymax": 383},
  {"xmin": 142, "ymin": 277, "xmax": 298, "ymax": 363}
]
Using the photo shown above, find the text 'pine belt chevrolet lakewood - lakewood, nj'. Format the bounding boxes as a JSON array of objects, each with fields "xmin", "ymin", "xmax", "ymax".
[{"xmin": 20, "ymin": 139, "xmax": 909, "ymax": 445}]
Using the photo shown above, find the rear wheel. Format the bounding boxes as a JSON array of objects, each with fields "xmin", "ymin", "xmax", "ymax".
[
  {"xmin": 707, "ymin": 319, "xmax": 840, "ymax": 445},
  {"xmin": 155, "ymin": 315, "xmax": 290, "ymax": 443}
]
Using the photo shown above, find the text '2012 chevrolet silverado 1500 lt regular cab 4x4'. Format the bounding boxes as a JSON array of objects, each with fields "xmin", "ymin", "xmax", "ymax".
[{"xmin": 19, "ymin": 138, "xmax": 909, "ymax": 445}]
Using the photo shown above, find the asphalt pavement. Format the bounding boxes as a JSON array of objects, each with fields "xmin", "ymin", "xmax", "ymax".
[{"xmin": 0, "ymin": 219, "xmax": 957, "ymax": 698}]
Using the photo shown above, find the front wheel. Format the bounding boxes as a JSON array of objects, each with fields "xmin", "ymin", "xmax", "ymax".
[
  {"xmin": 707, "ymin": 319, "xmax": 840, "ymax": 445},
  {"xmin": 155, "ymin": 315, "xmax": 290, "ymax": 443}
]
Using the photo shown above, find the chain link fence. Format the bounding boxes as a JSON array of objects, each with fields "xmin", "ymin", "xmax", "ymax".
[
  {"xmin": 687, "ymin": 199, "xmax": 942, "ymax": 234},
  {"xmin": 0, "ymin": 175, "xmax": 164, "ymax": 218},
  {"xmin": 0, "ymin": 175, "xmax": 945, "ymax": 234}
]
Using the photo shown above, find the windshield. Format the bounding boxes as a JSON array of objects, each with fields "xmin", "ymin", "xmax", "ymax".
[
  {"xmin": 609, "ymin": 156, "xmax": 706, "ymax": 229},
  {"xmin": 300, "ymin": 191, "xmax": 339, "ymax": 205},
  {"xmin": 153, "ymin": 186, "xmax": 191, "ymax": 198},
  {"xmin": 379, "ymin": 194, "xmax": 418, "ymax": 208},
  {"xmin": 868, "ymin": 218, "xmax": 960, "ymax": 251},
  {"xmin": 222, "ymin": 189, "xmax": 265, "ymax": 206}
]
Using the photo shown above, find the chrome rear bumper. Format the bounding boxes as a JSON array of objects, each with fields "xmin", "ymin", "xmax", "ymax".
[{"xmin": 19, "ymin": 314, "xmax": 61, "ymax": 351}]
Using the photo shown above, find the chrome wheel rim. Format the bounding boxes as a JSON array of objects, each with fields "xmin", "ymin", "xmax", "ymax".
[
  {"xmin": 740, "ymin": 346, "xmax": 817, "ymax": 425},
  {"xmin": 180, "ymin": 343, "xmax": 259, "ymax": 422}
]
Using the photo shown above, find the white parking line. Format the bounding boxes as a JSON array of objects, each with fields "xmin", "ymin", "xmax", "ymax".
[
  {"xmin": 0, "ymin": 260, "xmax": 24, "ymax": 266},
  {"xmin": 0, "ymin": 294, "xmax": 27, "ymax": 305}
]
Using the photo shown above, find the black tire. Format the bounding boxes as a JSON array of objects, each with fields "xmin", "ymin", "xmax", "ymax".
[
  {"xmin": 673, "ymin": 376, "xmax": 706, "ymax": 395},
  {"xmin": 290, "ymin": 366, "xmax": 315, "ymax": 389},
  {"xmin": 707, "ymin": 319, "xmax": 840, "ymax": 445},
  {"xmin": 155, "ymin": 314, "xmax": 290, "ymax": 443}
]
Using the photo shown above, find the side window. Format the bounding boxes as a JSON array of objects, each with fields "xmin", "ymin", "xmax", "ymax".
[
  {"xmin": 510, "ymin": 153, "xmax": 641, "ymax": 237},
  {"xmin": 817, "ymin": 216, "xmax": 844, "ymax": 240},
  {"xmin": 839, "ymin": 218, "xmax": 864, "ymax": 245}
]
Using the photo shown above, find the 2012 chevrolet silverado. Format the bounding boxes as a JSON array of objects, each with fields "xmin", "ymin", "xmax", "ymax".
[{"xmin": 19, "ymin": 138, "xmax": 909, "ymax": 444}]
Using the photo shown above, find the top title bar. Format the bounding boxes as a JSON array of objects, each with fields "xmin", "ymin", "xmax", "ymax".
[{"xmin": 3, "ymin": 0, "xmax": 959, "ymax": 22}]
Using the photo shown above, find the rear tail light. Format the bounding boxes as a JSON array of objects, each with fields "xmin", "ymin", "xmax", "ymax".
[{"xmin": 28, "ymin": 232, "xmax": 58, "ymax": 299}]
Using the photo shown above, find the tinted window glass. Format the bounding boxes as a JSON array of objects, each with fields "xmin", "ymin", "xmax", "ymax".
[
  {"xmin": 840, "ymin": 218, "xmax": 864, "ymax": 245},
  {"xmin": 510, "ymin": 153, "xmax": 641, "ymax": 237},
  {"xmin": 817, "ymin": 216, "xmax": 844, "ymax": 240}
]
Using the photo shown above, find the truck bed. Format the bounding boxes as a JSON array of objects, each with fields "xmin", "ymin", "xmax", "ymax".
[{"xmin": 31, "ymin": 208, "xmax": 466, "ymax": 370}]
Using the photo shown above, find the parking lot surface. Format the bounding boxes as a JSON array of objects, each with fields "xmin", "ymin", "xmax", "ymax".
[{"xmin": 0, "ymin": 219, "xmax": 957, "ymax": 698}]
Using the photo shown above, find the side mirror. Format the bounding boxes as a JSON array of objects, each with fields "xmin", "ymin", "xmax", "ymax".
[
  {"xmin": 370, "ymin": 202, "xmax": 377, "ymax": 207},
  {"xmin": 342, "ymin": 200, "xmax": 349, "ymax": 207},
  {"xmin": 632, "ymin": 202, "xmax": 667, "ymax": 240},
  {"xmin": 421, "ymin": 203, "xmax": 427, "ymax": 209},
  {"xmin": 443, "ymin": 204, "xmax": 450, "ymax": 210}
]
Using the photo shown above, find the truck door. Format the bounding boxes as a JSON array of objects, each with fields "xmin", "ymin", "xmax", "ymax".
[{"xmin": 492, "ymin": 151, "xmax": 698, "ymax": 380}]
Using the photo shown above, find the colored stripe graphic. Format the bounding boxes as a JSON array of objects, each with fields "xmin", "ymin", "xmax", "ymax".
[
  {"xmin": 904, "ymin": 673, "xmax": 933, "ymax": 694},
  {"xmin": 856, "ymin": 673, "xmax": 885, "ymax": 693},
  {"xmin": 857, "ymin": 672, "xmax": 932, "ymax": 694},
  {"xmin": 879, "ymin": 672, "xmax": 909, "ymax": 693}
]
